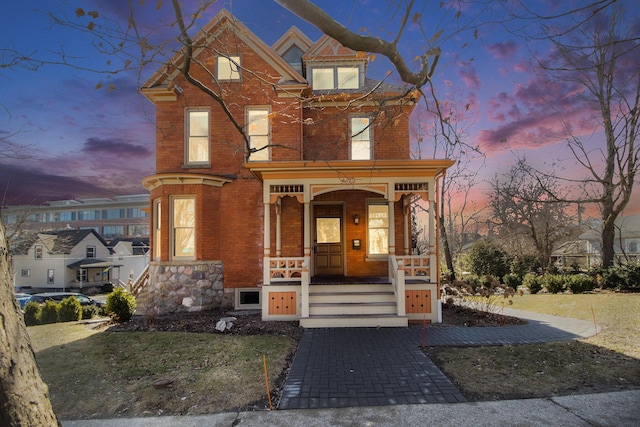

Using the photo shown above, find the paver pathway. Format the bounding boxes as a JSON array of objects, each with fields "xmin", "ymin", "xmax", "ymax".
[{"xmin": 278, "ymin": 308, "xmax": 598, "ymax": 410}]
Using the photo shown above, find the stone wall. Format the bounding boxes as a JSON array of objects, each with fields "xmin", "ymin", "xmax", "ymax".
[{"xmin": 136, "ymin": 261, "xmax": 232, "ymax": 316}]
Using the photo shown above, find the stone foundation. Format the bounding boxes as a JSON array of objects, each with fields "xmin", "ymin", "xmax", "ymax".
[{"xmin": 136, "ymin": 261, "xmax": 231, "ymax": 316}]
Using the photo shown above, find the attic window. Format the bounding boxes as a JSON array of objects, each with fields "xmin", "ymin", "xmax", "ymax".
[
  {"xmin": 311, "ymin": 66, "xmax": 359, "ymax": 90},
  {"xmin": 217, "ymin": 55, "xmax": 240, "ymax": 81}
]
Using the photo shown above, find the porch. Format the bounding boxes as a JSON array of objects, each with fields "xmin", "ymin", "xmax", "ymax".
[
  {"xmin": 249, "ymin": 160, "xmax": 451, "ymax": 328},
  {"xmin": 261, "ymin": 255, "xmax": 440, "ymax": 327}
]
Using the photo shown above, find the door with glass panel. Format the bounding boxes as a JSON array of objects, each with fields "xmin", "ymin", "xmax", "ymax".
[{"xmin": 314, "ymin": 205, "xmax": 344, "ymax": 276}]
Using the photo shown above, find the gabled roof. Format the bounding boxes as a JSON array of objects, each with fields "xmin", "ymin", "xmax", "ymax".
[
  {"xmin": 272, "ymin": 26, "xmax": 313, "ymax": 57},
  {"xmin": 302, "ymin": 34, "xmax": 365, "ymax": 62},
  {"xmin": 141, "ymin": 9, "xmax": 306, "ymax": 100},
  {"xmin": 37, "ymin": 229, "xmax": 112, "ymax": 255}
]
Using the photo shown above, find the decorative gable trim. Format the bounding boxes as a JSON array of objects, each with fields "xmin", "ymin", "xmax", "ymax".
[{"xmin": 141, "ymin": 9, "xmax": 306, "ymax": 102}]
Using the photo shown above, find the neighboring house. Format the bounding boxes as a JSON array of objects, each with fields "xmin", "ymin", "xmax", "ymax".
[
  {"xmin": 2, "ymin": 194, "xmax": 150, "ymax": 240},
  {"xmin": 139, "ymin": 10, "xmax": 453, "ymax": 327},
  {"xmin": 12, "ymin": 229, "xmax": 121, "ymax": 294},
  {"xmin": 109, "ymin": 237, "xmax": 150, "ymax": 286},
  {"xmin": 551, "ymin": 214, "xmax": 640, "ymax": 268}
]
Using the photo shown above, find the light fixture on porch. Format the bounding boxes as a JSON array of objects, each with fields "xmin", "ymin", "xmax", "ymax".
[{"xmin": 353, "ymin": 214, "xmax": 360, "ymax": 225}]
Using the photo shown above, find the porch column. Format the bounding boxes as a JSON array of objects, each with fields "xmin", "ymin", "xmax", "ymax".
[
  {"xmin": 263, "ymin": 201, "xmax": 271, "ymax": 285},
  {"xmin": 403, "ymin": 197, "xmax": 410, "ymax": 255},
  {"xmin": 388, "ymin": 200, "xmax": 395, "ymax": 255},
  {"xmin": 275, "ymin": 197, "xmax": 282, "ymax": 257},
  {"xmin": 303, "ymin": 202, "xmax": 311, "ymax": 258}
]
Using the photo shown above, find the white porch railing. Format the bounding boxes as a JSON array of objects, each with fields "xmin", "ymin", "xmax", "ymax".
[
  {"xmin": 268, "ymin": 257, "xmax": 306, "ymax": 282},
  {"xmin": 389, "ymin": 256, "xmax": 406, "ymax": 316},
  {"xmin": 395, "ymin": 255, "xmax": 431, "ymax": 280}
]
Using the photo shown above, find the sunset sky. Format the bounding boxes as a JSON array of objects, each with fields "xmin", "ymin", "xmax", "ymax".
[{"xmin": 1, "ymin": 0, "xmax": 638, "ymax": 218}]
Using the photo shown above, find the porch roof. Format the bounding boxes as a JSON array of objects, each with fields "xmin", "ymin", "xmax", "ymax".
[{"xmin": 246, "ymin": 159, "xmax": 455, "ymax": 181}]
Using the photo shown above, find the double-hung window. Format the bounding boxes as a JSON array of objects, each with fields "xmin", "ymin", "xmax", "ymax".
[
  {"xmin": 172, "ymin": 197, "xmax": 195, "ymax": 259},
  {"xmin": 153, "ymin": 199, "xmax": 162, "ymax": 261},
  {"xmin": 86, "ymin": 246, "xmax": 96, "ymax": 258},
  {"xmin": 186, "ymin": 109, "xmax": 210, "ymax": 165},
  {"xmin": 34, "ymin": 245, "xmax": 43, "ymax": 259},
  {"xmin": 247, "ymin": 107, "xmax": 270, "ymax": 161},
  {"xmin": 217, "ymin": 55, "xmax": 240, "ymax": 81},
  {"xmin": 311, "ymin": 66, "xmax": 359, "ymax": 90},
  {"xmin": 350, "ymin": 117, "xmax": 372, "ymax": 160},
  {"xmin": 367, "ymin": 202, "xmax": 389, "ymax": 256}
]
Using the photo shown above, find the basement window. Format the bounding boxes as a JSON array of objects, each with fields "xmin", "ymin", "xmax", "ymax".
[{"xmin": 235, "ymin": 288, "xmax": 261, "ymax": 310}]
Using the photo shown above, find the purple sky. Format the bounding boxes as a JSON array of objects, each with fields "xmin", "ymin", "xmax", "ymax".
[{"xmin": 1, "ymin": 0, "xmax": 638, "ymax": 216}]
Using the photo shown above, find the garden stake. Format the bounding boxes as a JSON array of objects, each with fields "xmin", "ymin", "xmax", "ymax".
[
  {"xmin": 263, "ymin": 354, "xmax": 273, "ymax": 410},
  {"xmin": 591, "ymin": 305, "xmax": 598, "ymax": 337}
]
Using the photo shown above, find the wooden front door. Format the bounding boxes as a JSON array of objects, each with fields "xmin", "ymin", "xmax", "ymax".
[{"xmin": 314, "ymin": 205, "xmax": 344, "ymax": 276}]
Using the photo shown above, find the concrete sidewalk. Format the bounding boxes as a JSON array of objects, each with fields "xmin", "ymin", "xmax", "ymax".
[{"xmin": 62, "ymin": 389, "xmax": 640, "ymax": 426}]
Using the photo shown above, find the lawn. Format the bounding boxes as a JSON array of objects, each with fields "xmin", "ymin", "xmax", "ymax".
[
  {"xmin": 29, "ymin": 293, "xmax": 640, "ymax": 418},
  {"xmin": 29, "ymin": 323, "xmax": 295, "ymax": 419},
  {"xmin": 426, "ymin": 293, "xmax": 640, "ymax": 400}
]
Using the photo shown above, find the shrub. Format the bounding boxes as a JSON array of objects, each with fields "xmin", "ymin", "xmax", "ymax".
[
  {"xmin": 40, "ymin": 301, "xmax": 60, "ymax": 324},
  {"xmin": 544, "ymin": 274, "xmax": 566, "ymax": 294},
  {"xmin": 600, "ymin": 263, "xmax": 640, "ymax": 291},
  {"xmin": 23, "ymin": 302, "xmax": 41, "ymax": 326},
  {"xmin": 510, "ymin": 255, "xmax": 539, "ymax": 279},
  {"xmin": 105, "ymin": 288, "xmax": 136, "ymax": 323},
  {"xmin": 465, "ymin": 239, "xmax": 511, "ymax": 280},
  {"xmin": 82, "ymin": 304, "xmax": 100, "ymax": 320},
  {"xmin": 615, "ymin": 263, "xmax": 640, "ymax": 292},
  {"xmin": 58, "ymin": 296, "xmax": 83, "ymax": 322},
  {"xmin": 523, "ymin": 273, "xmax": 543, "ymax": 294},
  {"xmin": 503, "ymin": 273, "xmax": 521, "ymax": 290},
  {"xmin": 566, "ymin": 274, "xmax": 596, "ymax": 294}
]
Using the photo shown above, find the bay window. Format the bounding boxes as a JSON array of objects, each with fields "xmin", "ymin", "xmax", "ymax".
[
  {"xmin": 311, "ymin": 66, "xmax": 360, "ymax": 90},
  {"xmin": 172, "ymin": 197, "xmax": 195, "ymax": 259}
]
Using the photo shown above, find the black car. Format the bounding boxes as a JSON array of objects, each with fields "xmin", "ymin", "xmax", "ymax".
[{"xmin": 27, "ymin": 293, "xmax": 104, "ymax": 307}]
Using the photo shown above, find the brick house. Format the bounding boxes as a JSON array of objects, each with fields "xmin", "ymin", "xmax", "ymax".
[{"xmin": 139, "ymin": 9, "xmax": 453, "ymax": 327}]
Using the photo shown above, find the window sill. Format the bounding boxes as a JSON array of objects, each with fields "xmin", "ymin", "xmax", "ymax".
[
  {"xmin": 182, "ymin": 163, "xmax": 211, "ymax": 169},
  {"xmin": 365, "ymin": 255, "xmax": 389, "ymax": 262}
]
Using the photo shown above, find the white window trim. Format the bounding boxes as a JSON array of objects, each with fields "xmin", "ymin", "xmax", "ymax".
[
  {"xmin": 350, "ymin": 116, "xmax": 373, "ymax": 160},
  {"xmin": 246, "ymin": 107, "xmax": 271, "ymax": 161},
  {"xmin": 216, "ymin": 54, "xmax": 241, "ymax": 81},
  {"xmin": 34, "ymin": 245, "xmax": 43, "ymax": 260},
  {"xmin": 366, "ymin": 200, "xmax": 389, "ymax": 260},
  {"xmin": 170, "ymin": 196, "xmax": 196, "ymax": 260},
  {"xmin": 311, "ymin": 65, "xmax": 361, "ymax": 91},
  {"xmin": 185, "ymin": 108, "xmax": 210, "ymax": 166}
]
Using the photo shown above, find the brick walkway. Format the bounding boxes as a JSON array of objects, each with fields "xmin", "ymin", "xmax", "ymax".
[{"xmin": 278, "ymin": 308, "xmax": 598, "ymax": 410}]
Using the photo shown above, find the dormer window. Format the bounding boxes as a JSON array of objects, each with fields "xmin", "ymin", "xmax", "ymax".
[
  {"xmin": 216, "ymin": 55, "xmax": 241, "ymax": 81},
  {"xmin": 311, "ymin": 66, "xmax": 360, "ymax": 90}
]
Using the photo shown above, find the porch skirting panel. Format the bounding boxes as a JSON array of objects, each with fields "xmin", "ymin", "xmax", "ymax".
[{"xmin": 137, "ymin": 261, "xmax": 227, "ymax": 316}]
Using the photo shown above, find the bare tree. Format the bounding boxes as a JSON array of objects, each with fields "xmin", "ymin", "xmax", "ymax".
[
  {"xmin": 488, "ymin": 158, "xmax": 578, "ymax": 269},
  {"xmin": 532, "ymin": 5, "xmax": 640, "ymax": 268}
]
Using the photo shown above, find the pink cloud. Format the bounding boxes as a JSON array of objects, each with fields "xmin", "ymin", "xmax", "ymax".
[{"xmin": 486, "ymin": 41, "xmax": 520, "ymax": 59}]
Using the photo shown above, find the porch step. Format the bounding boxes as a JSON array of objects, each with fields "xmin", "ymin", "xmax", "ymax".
[
  {"xmin": 300, "ymin": 314, "xmax": 408, "ymax": 328},
  {"xmin": 303, "ymin": 283, "xmax": 407, "ymax": 328}
]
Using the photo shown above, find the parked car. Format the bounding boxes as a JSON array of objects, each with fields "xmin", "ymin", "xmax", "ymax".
[
  {"xmin": 26, "ymin": 293, "xmax": 104, "ymax": 308},
  {"xmin": 15, "ymin": 293, "xmax": 32, "ymax": 309}
]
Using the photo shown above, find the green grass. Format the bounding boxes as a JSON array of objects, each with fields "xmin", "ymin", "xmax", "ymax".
[
  {"xmin": 30, "ymin": 325, "xmax": 295, "ymax": 419},
  {"xmin": 427, "ymin": 293, "xmax": 640, "ymax": 400}
]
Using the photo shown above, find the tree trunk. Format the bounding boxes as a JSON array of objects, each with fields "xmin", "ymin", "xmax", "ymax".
[
  {"xmin": 601, "ymin": 214, "xmax": 616, "ymax": 268},
  {"xmin": 0, "ymin": 221, "xmax": 59, "ymax": 426}
]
